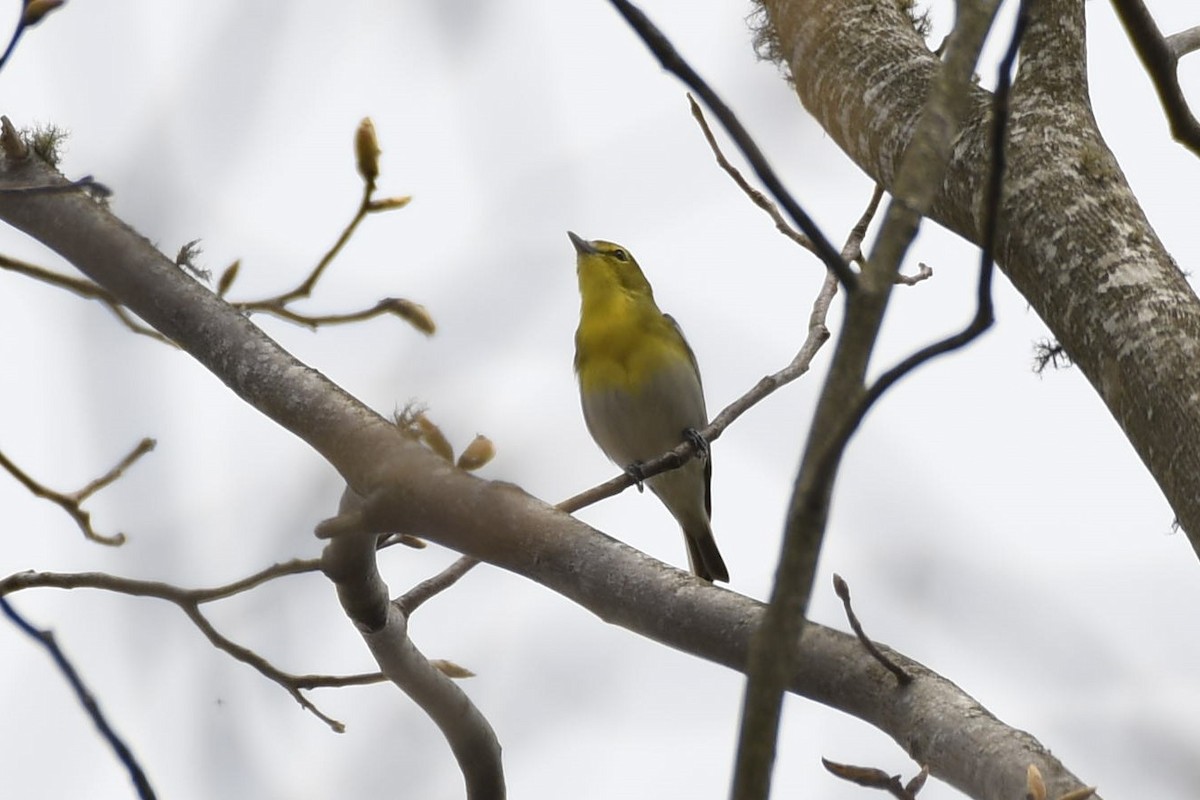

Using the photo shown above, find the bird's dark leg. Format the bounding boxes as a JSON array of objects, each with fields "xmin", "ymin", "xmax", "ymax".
[
  {"xmin": 683, "ymin": 427, "xmax": 709, "ymax": 461},
  {"xmin": 624, "ymin": 461, "xmax": 646, "ymax": 493}
]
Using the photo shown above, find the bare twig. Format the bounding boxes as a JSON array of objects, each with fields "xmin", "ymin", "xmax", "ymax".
[
  {"xmin": 398, "ymin": 556, "xmax": 480, "ymax": 613},
  {"xmin": 608, "ymin": 0, "xmax": 855, "ymax": 289},
  {"xmin": 246, "ymin": 297, "xmax": 435, "ymax": 333},
  {"xmin": 832, "ymin": 574, "xmax": 911, "ymax": 684},
  {"xmin": 0, "ymin": 438, "xmax": 156, "ymax": 545},
  {"xmin": 687, "ymin": 94, "xmax": 815, "ymax": 254},
  {"xmin": 0, "ymin": 253, "xmax": 176, "ymax": 343},
  {"xmin": 237, "ymin": 188, "xmax": 372, "ymax": 313},
  {"xmin": 1, "ymin": 595, "xmax": 157, "ymax": 800},
  {"xmin": 0, "ymin": 563, "xmax": 377, "ymax": 732},
  {"xmin": 228, "ymin": 153, "xmax": 428, "ymax": 335},
  {"xmin": 1109, "ymin": 0, "xmax": 1200, "ymax": 156},
  {"xmin": 74, "ymin": 438, "xmax": 157, "ymax": 502}
]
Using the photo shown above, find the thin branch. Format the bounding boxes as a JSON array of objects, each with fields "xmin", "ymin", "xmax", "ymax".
[
  {"xmin": 608, "ymin": 0, "xmax": 856, "ymax": 289},
  {"xmin": 0, "ymin": 4, "xmax": 29, "ymax": 71},
  {"xmin": 247, "ymin": 297, "xmax": 435, "ymax": 334},
  {"xmin": 1109, "ymin": 0, "xmax": 1200, "ymax": 156},
  {"xmin": 189, "ymin": 556, "xmax": 323, "ymax": 602},
  {"xmin": 234, "ymin": 189, "xmax": 370, "ymax": 315},
  {"xmin": 398, "ymin": 556, "xmax": 480, "ymax": 614},
  {"xmin": 0, "ymin": 438, "xmax": 156, "ymax": 545},
  {"xmin": 687, "ymin": 94, "xmax": 815, "ymax": 254},
  {"xmin": 292, "ymin": 671, "xmax": 386, "ymax": 690},
  {"xmin": 850, "ymin": 0, "xmax": 1028, "ymax": 421},
  {"xmin": 73, "ymin": 438, "xmax": 157, "ymax": 501},
  {"xmin": 832, "ymin": 574, "xmax": 911, "ymax": 685},
  {"xmin": 0, "ymin": 564, "xmax": 373, "ymax": 732},
  {"xmin": 228, "ymin": 182, "xmax": 429, "ymax": 335},
  {"xmin": 1, "ymin": 595, "xmax": 156, "ymax": 800},
  {"xmin": 0, "ymin": 252, "xmax": 174, "ymax": 344}
]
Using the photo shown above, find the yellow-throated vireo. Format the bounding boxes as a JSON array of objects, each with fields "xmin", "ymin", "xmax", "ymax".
[{"xmin": 570, "ymin": 231, "xmax": 728, "ymax": 583}]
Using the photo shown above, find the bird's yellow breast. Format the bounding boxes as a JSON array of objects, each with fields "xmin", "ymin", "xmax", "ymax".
[{"xmin": 575, "ymin": 290, "xmax": 684, "ymax": 395}]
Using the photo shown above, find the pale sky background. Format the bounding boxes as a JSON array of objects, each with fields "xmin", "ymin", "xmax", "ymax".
[{"xmin": 1, "ymin": 1, "xmax": 1198, "ymax": 798}]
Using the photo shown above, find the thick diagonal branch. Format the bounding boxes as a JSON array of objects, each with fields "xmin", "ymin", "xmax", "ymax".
[{"xmin": 757, "ymin": 0, "xmax": 1200, "ymax": 562}]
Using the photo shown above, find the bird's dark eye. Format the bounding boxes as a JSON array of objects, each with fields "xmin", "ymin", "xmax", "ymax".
[{"xmin": 612, "ymin": 249, "xmax": 628, "ymax": 261}]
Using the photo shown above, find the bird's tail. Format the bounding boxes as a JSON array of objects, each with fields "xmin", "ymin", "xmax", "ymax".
[{"xmin": 684, "ymin": 523, "xmax": 729, "ymax": 583}]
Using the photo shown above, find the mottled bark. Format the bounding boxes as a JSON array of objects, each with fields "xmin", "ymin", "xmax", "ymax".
[{"xmin": 759, "ymin": 0, "xmax": 1200, "ymax": 555}]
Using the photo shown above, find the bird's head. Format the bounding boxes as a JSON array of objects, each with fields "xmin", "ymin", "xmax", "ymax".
[{"xmin": 568, "ymin": 231, "xmax": 654, "ymax": 299}]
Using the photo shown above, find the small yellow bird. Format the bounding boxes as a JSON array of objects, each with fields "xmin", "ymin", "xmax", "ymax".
[{"xmin": 570, "ymin": 231, "xmax": 728, "ymax": 582}]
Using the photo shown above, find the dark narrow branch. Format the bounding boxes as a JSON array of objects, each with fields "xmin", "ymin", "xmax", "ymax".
[
  {"xmin": 607, "ymin": 0, "xmax": 856, "ymax": 289},
  {"xmin": 824, "ymin": 0, "xmax": 1028, "ymax": 458},
  {"xmin": 0, "ymin": 8, "xmax": 28, "ymax": 71},
  {"xmin": 0, "ymin": 2, "xmax": 66, "ymax": 73},
  {"xmin": 1, "ymin": 596, "xmax": 156, "ymax": 800},
  {"xmin": 1109, "ymin": 0, "xmax": 1200, "ymax": 156}
]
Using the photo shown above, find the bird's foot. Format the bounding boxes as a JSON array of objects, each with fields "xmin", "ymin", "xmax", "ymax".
[
  {"xmin": 624, "ymin": 462, "xmax": 646, "ymax": 493},
  {"xmin": 683, "ymin": 427, "xmax": 709, "ymax": 461}
]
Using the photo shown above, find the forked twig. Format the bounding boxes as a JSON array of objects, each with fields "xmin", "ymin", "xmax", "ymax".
[
  {"xmin": 0, "ymin": 438, "xmax": 156, "ymax": 545},
  {"xmin": 0, "ymin": 562, "xmax": 387, "ymax": 732}
]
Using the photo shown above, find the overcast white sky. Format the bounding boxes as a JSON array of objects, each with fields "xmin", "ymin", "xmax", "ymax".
[{"xmin": 2, "ymin": 1, "xmax": 1199, "ymax": 798}]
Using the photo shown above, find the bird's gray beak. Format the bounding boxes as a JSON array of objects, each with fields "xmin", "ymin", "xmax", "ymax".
[{"xmin": 567, "ymin": 231, "xmax": 597, "ymax": 255}]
